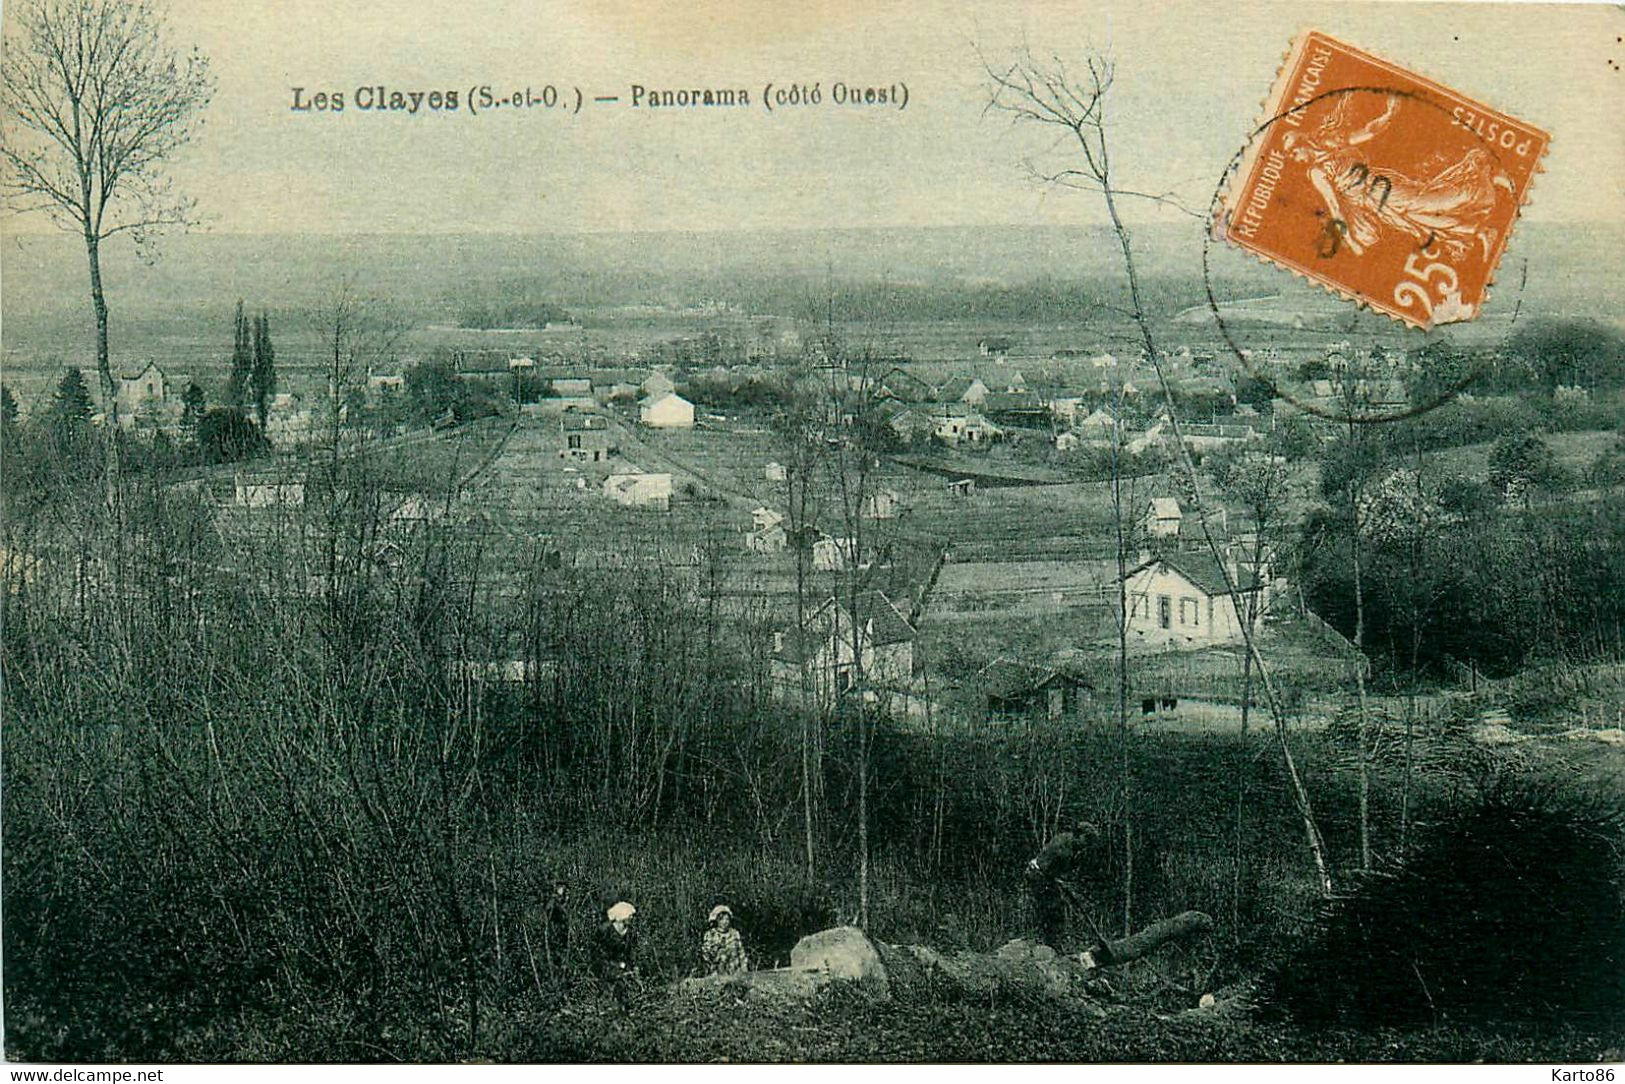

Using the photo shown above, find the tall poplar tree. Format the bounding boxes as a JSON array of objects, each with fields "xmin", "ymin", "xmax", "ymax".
[
  {"xmin": 250, "ymin": 311, "xmax": 276, "ymax": 431},
  {"xmin": 227, "ymin": 301, "xmax": 252, "ymax": 410}
]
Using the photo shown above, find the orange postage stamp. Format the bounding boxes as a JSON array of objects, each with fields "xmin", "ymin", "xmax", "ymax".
[{"xmin": 1217, "ymin": 31, "xmax": 1549, "ymax": 329}]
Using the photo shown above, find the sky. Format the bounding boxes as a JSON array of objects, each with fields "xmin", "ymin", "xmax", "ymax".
[{"xmin": 3, "ymin": 0, "xmax": 1622, "ymax": 234}]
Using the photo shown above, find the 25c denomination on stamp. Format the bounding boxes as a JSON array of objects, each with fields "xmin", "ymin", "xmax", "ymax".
[{"xmin": 1216, "ymin": 30, "xmax": 1550, "ymax": 329}]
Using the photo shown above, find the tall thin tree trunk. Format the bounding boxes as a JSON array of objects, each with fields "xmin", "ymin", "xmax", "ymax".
[
  {"xmin": 1348, "ymin": 474, "xmax": 1373, "ymax": 872},
  {"xmin": 1097, "ymin": 178, "xmax": 1333, "ymax": 898},
  {"xmin": 1109, "ymin": 380, "xmax": 1132, "ymax": 937}
]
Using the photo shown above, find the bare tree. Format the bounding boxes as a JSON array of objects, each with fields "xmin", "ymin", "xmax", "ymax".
[
  {"xmin": 2, "ymin": 0, "xmax": 213, "ymax": 426},
  {"xmin": 986, "ymin": 45, "xmax": 1334, "ymax": 897}
]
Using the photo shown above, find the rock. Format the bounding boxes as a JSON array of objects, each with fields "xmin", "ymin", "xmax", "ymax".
[
  {"xmin": 790, "ymin": 926, "xmax": 890, "ymax": 994},
  {"xmin": 1199, "ymin": 993, "xmax": 1217, "ymax": 1009}
]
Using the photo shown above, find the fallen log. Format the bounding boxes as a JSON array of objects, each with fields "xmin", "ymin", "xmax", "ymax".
[
  {"xmin": 676, "ymin": 914, "xmax": 1214, "ymax": 1003},
  {"xmin": 1084, "ymin": 910, "xmax": 1213, "ymax": 969}
]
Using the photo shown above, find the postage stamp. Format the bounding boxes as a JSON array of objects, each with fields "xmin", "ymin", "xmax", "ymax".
[{"xmin": 1216, "ymin": 30, "xmax": 1550, "ymax": 329}]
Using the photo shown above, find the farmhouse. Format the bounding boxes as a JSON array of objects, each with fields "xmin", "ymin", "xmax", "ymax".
[
  {"xmin": 770, "ymin": 590, "xmax": 916, "ymax": 708},
  {"xmin": 981, "ymin": 391, "xmax": 1047, "ymax": 427},
  {"xmin": 115, "ymin": 361, "xmax": 170, "ymax": 428},
  {"xmin": 603, "ymin": 472, "xmax": 673, "ymax": 510},
  {"xmin": 1177, "ymin": 422, "xmax": 1265, "ymax": 452},
  {"xmin": 1144, "ymin": 498, "xmax": 1183, "ymax": 538},
  {"xmin": 885, "ymin": 407, "xmax": 935, "ymax": 446},
  {"xmin": 1116, "ymin": 554, "xmax": 1262, "ymax": 650},
  {"xmin": 640, "ymin": 391, "xmax": 695, "ymax": 429},
  {"xmin": 940, "ymin": 376, "xmax": 990, "ymax": 407},
  {"xmin": 875, "ymin": 367, "xmax": 934, "ymax": 403},
  {"xmin": 930, "ymin": 404, "xmax": 999, "ymax": 446},
  {"xmin": 560, "ymin": 411, "xmax": 615, "ymax": 463},
  {"xmin": 745, "ymin": 522, "xmax": 788, "ymax": 554},
  {"xmin": 811, "ymin": 536, "xmax": 859, "ymax": 572},
  {"xmin": 1049, "ymin": 396, "xmax": 1087, "ymax": 425},
  {"xmin": 978, "ymin": 336, "xmax": 1013, "ymax": 358},
  {"xmin": 977, "ymin": 657, "xmax": 1092, "ymax": 723}
]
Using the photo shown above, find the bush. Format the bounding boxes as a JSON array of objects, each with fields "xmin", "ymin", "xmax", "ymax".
[{"xmin": 1259, "ymin": 785, "xmax": 1625, "ymax": 1028}]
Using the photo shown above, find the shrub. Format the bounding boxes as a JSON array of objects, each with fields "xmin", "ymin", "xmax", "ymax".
[{"xmin": 1259, "ymin": 785, "xmax": 1625, "ymax": 1028}]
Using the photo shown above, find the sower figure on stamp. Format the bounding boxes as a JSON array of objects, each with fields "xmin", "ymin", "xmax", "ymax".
[{"xmin": 1024, "ymin": 825, "xmax": 1110, "ymax": 958}]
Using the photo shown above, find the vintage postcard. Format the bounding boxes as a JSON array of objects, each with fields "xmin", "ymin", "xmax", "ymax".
[{"xmin": 2, "ymin": 0, "xmax": 1622, "ymax": 1075}]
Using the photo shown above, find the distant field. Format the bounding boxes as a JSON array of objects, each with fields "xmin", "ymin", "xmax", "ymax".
[{"xmin": 1428, "ymin": 428, "xmax": 1619, "ymax": 479}]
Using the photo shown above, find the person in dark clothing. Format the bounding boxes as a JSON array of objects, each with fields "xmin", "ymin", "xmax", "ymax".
[
  {"xmin": 591, "ymin": 901, "xmax": 639, "ymax": 990},
  {"xmin": 543, "ymin": 881, "xmax": 570, "ymax": 974},
  {"xmin": 1024, "ymin": 825, "xmax": 1106, "ymax": 952}
]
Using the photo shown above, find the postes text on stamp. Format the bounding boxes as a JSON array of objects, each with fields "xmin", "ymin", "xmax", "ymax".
[{"xmin": 1217, "ymin": 31, "xmax": 1549, "ymax": 329}]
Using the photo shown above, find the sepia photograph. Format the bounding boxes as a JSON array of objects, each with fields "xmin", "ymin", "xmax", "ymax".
[{"xmin": 2, "ymin": 0, "xmax": 1622, "ymax": 1070}]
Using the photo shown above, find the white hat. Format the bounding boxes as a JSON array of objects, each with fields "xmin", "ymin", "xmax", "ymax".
[
  {"xmin": 708, "ymin": 904, "xmax": 733, "ymax": 924},
  {"xmin": 607, "ymin": 901, "xmax": 636, "ymax": 922}
]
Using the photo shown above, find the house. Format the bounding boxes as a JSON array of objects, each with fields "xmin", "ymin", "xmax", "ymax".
[
  {"xmin": 875, "ymin": 367, "xmax": 934, "ymax": 403},
  {"xmin": 1114, "ymin": 554, "xmax": 1263, "ymax": 649},
  {"xmin": 1049, "ymin": 396, "xmax": 1087, "ymax": 425},
  {"xmin": 641, "ymin": 371, "xmax": 676, "ymax": 399},
  {"xmin": 640, "ymin": 391, "xmax": 695, "ymax": 429},
  {"xmin": 1177, "ymin": 422, "xmax": 1265, "ymax": 452},
  {"xmin": 1144, "ymin": 498, "xmax": 1183, "ymax": 538},
  {"xmin": 765, "ymin": 461, "xmax": 788, "ymax": 483},
  {"xmin": 930, "ymin": 404, "xmax": 999, "ymax": 446},
  {"xmin": 946, "ymin": 478, "xmax": 976, "ymax": 499},
  {"xmin": 1074, "ymin": 408, "xmax": 1120, "ymax": 446},
  {"xmin": 770, "ymin": 590, "xmax": 917, "ymax": 706},
  {"xmin": 978, "ymin": 336, "xmax": 1014, "ymax": 358},
  {"xmin": 560, "ymin": 411, "xmax": 615, "ymax": 462},
  {"xmin": 1126, "ymin": 420, "xmax": 1164, "ymax": 455},
  {"xmin": 508, "ymin": 356, "xmax": 537, "ymax": 372},
  {"xmin": 981, "ymin": 391, "xmax": 1047, "ymax": 426},
  {"xmin": 1000, "ymin": 370, "xmax": 1028, "ymax": 393},
  {"xmin": 751, "ymin": 506, "xmax": 785, "ymax": 530},
  {"xmin": 745, "ymin": 522, "xmax": 788, "ymax": 554},
  {"xmin": 977, "ymin": 657, "xmax": 1092, "ymax": 722},
  {"xmin": 861, "ymin": 488, "xmax": 904, "ymax": 521},
  {"xmin": 115, "ymin": 361, "xmax": 169, "ymax": 428},
  {"xmin": 939, "ymin": 376, "xmax": 990, "ymax": 407},
  {"xmin": 603, "ymin": 472, "xmax": 672, "ymax": 510},
  {"xmin": 1088, "ymin": 353, "xmax": 1119, "ymax": 370},
  {"xmin": 885, "ymin": 407, "xmax": 935, "ymax": 446},
  {"xmin": 811, "ymin": 536, "xmax": 857, "ymax": 572},
  {"xmin": 265, "ymin": 393, "xmax": 313, "ymax": 444}
]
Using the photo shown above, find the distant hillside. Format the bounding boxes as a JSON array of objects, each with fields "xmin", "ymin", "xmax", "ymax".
[{"xmin": 4, "ymin": 221, "xmax": 1619, "ymax": 347}]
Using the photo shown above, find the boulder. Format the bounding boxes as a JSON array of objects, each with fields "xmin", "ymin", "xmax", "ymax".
[{"xmin": 790, "ymin": 925, "xmax": 890, "ymax": 994}]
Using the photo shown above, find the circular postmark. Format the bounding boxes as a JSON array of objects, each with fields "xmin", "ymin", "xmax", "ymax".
[{"xmin": 1202, "ymin": 83, "xmax": 1529, "ymax": 426}]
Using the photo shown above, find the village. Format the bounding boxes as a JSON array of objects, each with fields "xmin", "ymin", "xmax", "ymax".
[{"xmin": 52, "ymin": 317, "xmax": 1417, "ymax": 745}]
